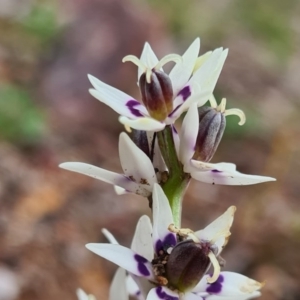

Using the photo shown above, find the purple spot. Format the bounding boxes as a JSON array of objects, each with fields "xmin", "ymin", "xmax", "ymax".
[
  {"xmin": 156, "ymin": 287, "xmax": 178, "ymax": 300},
  {"xmin": 206, "ymin": 274, "xmax": 224, "ymax": 293},
  {"xmin": 211, "ymin": 169, "xmax": 222, "ymax": 173},
  {"xmin": 177, "ymin": 86, "xmax": 191, "ymax": 101},
  {"xmin": 155, "ymin": 233, "xmax": 176, "ymax": 254},
  {"xmin": 126, "ymin": 100, "xmax": 143, "ymax": 117},
  {"xmin": 134, "ymin": 254, "xmax": 150, "ymax": 277}
]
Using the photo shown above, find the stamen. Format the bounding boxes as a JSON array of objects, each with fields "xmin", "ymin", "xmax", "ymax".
[
  {"xmin": 155, "ymin": 54, "xmax": 182, "ymax": 71},
  {"xmin": 211, "ymin": 96, "xmax": 246, "ymax": 126},
  {"xmin": 208, "ymin": 95, "xmax": 218, "ymax": 108},
  {"xmin": 216, "ymin": 98, "xmax": 227, "ymax": 113},
  {"xmin": 124, "ymin": 124, "xmax": 132, "ymax": 133},
  {"xmin": 122, "ymin": 55, "xmax": 147, "ymax": 72},
  {"xmin": 224, "ymin": 108, "xmax": 246, "ymax": 125},
  {"xmin": 206, "ymin": 251, "xmax": 221, "ymax": 283},
  {"xmin": 146, "ymin": 68, "xmax": 152, "ymax": 84},
  {"xmin": 168, "ymin": 224, "xmax": 200, "ymax": 242}
]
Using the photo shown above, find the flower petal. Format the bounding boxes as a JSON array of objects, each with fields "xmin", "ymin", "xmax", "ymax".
[
  {"xmin": 131, "ymin": 215, "xmax": 154, "ymax": 261},
  {"xmin": 169, "ymin": 38, "xmax": 200, "ymax": 96},
  {"xmin": 147, "ymin": 287, "xmax": 179, "ymax": 300},
  {"xmin": 59, "ymin": 162, "xmax": 150, "ymax": 196},
  {"xmin": 119, "ymin": 132, "xmax": 157, "ymax": 190},
  {"xmin": 168, "ymin": 88, "xmax": 211, "ymax": 122},
  {"xmin": 179, "ymin": 103, "xmax": 199, "ymax": 165},
  {"xmin": 138, "ymin": 42, "xmax": 159, "ymax": 81},
  {"xmin": 126, "ymin": 275, "xmax": 142, "ymax": 298},
  {"xmin": 152, "ymin": 184, "xmax": 176, "ymax": 254},
  {"xmin": 119, "ymin": 116, "xmax": 166, "ymax": 131},
  {"xmin": 189, "ymin": 48, "xmax": 227, "ymax": 94},
  {"xmin": 88, "ymin": 75, "xmax": 148, "ymax": 118},
  {"xmin": 109, "ymin": 268, "xmax": 128, "ymax": 300},
  {"xmin": 190, "ymin": 165, "xmax": 276, "ymax": 186},
  {"xmin": 193, "ymin": 272, "xmax": 263, "ymax": 299},
  {"xmin": 194, "ymin": 206, "xmax": 236, "ymax": 255},
  {"xmin": 86, "ymin": 244, "xmax": 154, "ymax": 279}
]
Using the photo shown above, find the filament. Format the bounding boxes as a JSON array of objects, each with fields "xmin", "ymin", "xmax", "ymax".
[{"xmin": 207, "ymin": 251, "xmax": 221, "ymax": 283}]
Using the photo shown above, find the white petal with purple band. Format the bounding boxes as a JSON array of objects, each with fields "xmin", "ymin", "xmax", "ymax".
[
  {"xmin": 152, "ymin": 184, "xmax": 176, "ymax": 254},
  {"xmin": 190, "ymin": 162, "xmax": 276, "ymax": 186},
  {"xmin": 131, "ymin": 215, "xmax": 154, "ymax": 262},
  {"xmin": 86, "ymin": 244, "xmax": 154, "ymax": 279},
  {"xmin": 192, "ymin": 272, "xmax": 263, "ymax": 299},
  {"xmin": 59, "ymin": 162, "xmax": 148, "ymax": 195},
  {"xmin": 88, "ymin": 75, "xmax": 148, "ymax": 119},
  {"xmin": 147, "ymin": 286, "xmax": 179, "ymax": 300}
]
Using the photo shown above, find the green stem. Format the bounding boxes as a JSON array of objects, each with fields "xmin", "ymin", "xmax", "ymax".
[{"xmin": 157, "ymin": 126, "xmax": 190, "ymax": 227}]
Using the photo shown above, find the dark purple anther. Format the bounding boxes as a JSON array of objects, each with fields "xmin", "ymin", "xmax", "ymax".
[{"xmin": 139, "ymin": 70, "xmax": 173, "ymax": 121}]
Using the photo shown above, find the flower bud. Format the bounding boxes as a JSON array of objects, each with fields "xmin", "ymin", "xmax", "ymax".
[
  {"xmin": 139, "ymin": 70, "xmax": 173, "ymax": 121},
  {"xmin": 165, "ymin": 240, "xmax": 211, "ymax": 292},
  {"xmin": 193, "ymin": 106, "xmax": 226, "ymax": 162},
  {"xmin": 132, "ymin": 130, "xmax": 150, "ymax": 158}
]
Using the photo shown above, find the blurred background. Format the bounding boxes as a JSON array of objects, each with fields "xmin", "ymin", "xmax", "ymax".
[{"xmin": 0, "ymin": 0, "xmax": 299, "ymax": 299}]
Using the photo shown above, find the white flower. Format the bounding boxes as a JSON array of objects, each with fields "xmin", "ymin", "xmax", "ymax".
[
  {"xmin": 88, "ymin": 38, "xmax": 228, "ymax": 131},
  {"xmin": 59, "ymin": 132, "xmax": 157, "ymax": 197},
  {"xmin": 178, "ymin": 103, "xmax": 276, "ymax": 185},
  {"xmin": 85, "ymin": 184, "xmax": 262, "ymax": 299}
]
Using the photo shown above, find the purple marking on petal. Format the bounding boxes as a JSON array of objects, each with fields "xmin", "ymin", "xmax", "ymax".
[
  {"xmin": 155, "ymin": 233, "xmax": 177, "ymax": 254},
  {"xmin": 177, "ymin": 86, "xmax": 191, "ymax": 101},
  {"xmin": 126, "ymin": 100, "xmax": 144, "ymax": 117},
  {"xmin": 211, "ymin": 169, "xmax": 222, "ymax": 173},
  {"xmin": 156, "ymin": 286, "xmax": 179, "ymax": 300},
  {"xmin": 172, "ymin": 125, "xmax": 178, "ymax": 134},
  {"xmin": 134, "ymin": 254, "xmax": 150, "ymax": 276},
  {"xmin": 168, "ymin": 104, "xmax": 180, "ymax": 118},
  {"xmin": 206, "ymin": 274, "xmax": 224, "ymax": 293}
]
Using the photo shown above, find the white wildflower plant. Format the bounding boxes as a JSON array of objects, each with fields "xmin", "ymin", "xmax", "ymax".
[
  {"xmin": 86, "ymin": 184, "xmax": 263, "ymax": 300},
  {"xmin": 61, "ymin": 38, "xmax": 275, "ymax": 299}
]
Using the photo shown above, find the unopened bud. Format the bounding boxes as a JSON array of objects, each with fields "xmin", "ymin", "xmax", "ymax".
[
  {"xmin": 193, "ymin": 106, "xmax": 226, "ymax": 162},
  {"xmin": 132, "ymin": 130, "xmax": 150, "ymax": 158},
  {"xmin": 166, "ymin": 240, "xmax": 211, "ymax": 292},
  {"xmin": 139, "ymin": 70, "xmax": 173, "ymax": 121}
]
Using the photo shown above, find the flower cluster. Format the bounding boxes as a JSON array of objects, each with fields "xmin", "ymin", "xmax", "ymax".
[{"xmin": 61, "ymin": 38, "xmax": 275, "ymax": 299}]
